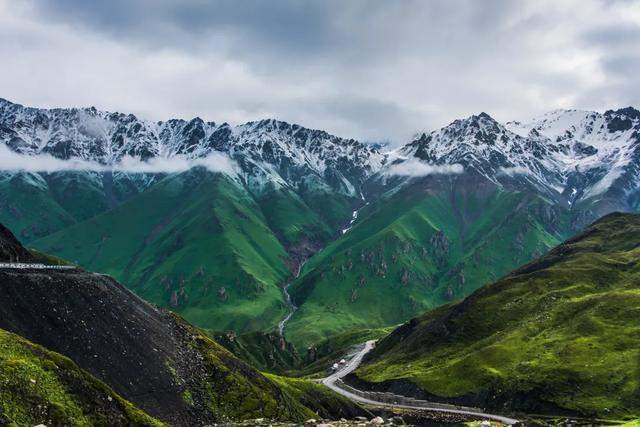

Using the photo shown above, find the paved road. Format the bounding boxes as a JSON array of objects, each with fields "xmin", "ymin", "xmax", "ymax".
[
  {"xmin": 0, "ymin": 262, "xmax": 75, "ymax": 270},
  {"xmin": 321, "ymin": 340, "xmax": 519, "ymax": 426}
]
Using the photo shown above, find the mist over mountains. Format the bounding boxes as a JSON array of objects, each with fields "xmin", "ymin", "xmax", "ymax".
[
  {"xmin": 1, "ymin": 97, "xmax": 639, "ymax": 348},
  {"xmin": 2, "ymin": 97, "xmax": 639, "ymax": 210}
]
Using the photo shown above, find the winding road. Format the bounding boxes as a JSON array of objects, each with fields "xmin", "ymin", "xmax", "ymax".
[{"xmin": 322, "ymin": 340, "xmax": 519, "ymax": 426}]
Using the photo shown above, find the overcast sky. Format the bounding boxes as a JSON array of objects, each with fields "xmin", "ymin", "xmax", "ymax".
[{"xmin": 1, "ymin": 0, "xmax": 639, "ymax": 143}]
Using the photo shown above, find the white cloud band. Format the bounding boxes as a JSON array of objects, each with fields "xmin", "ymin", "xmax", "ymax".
[
  {"xmin": 0, "ymin": 144, "xmax": 237, "ymax": 175},
  {"xmin": 386, "ymin": 158, "xmax": 463, "ymax": 177}
]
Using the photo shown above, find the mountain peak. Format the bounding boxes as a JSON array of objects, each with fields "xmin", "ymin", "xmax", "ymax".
[
  {"xmin": 605, "ymin": 106, "xmax": 640, "ymax": 120},
  {"xmin": 0, "ymin": 97, "xmax": 17, "ymax": 109},
  {"xmin": 475, "ymin": 111, "xmax": 496, "ymax": 122}
]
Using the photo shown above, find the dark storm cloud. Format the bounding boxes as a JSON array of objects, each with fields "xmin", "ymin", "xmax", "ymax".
[
  {"xmin": 1, "ymin": 0, "xmax": 639, "ymax": 143},
  {"xmin": 583, "ymin": 25, "xmax": 640, "ymax": 45},
  {"xmin": 33, "ymin": 0, "xmax": 337, "ymax": 53},
  {"xmin": 604, "ymin": 55, "xmax": 640, "ymax": 75},
  {"xmin": 29, "ymin": 0, "xmax": 526, "ymax": 61}
]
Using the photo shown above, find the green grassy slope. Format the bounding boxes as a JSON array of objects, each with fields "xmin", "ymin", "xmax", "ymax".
[
  {"xmin": 289, "ymin": 326, "xmax": 395, "ymax": 377},
  {"xmin": 354, "ymin": 212, "xmax": 640, "ymax": 420},
  {"xmin": 298, "ymin": 186, "xmax": 356, "ymax": 234},
  {"xmin": 0, "ymin": 171, "xmax": 146, "ymax": 243},
  {"xmin": 211, "ymin": 329, "xmax": 304, "ymax": 373},
  {"xmin": 286, "ymin": 178, "xmax": 570, "ymax": 348},
  {"xmin": 0, "ymin": 323, "xmax": 365, "ymax": 426},
  {"xmin": 0, "ymin": 172, "xmax": 75, "ymax": 242},
  {"xmin": 255, "ymin": 184, "xmax": 334, "ymax": 251},
  {"xmin": 211, "ymin": 326, "xmax": 393, "ymax": 376},
  {"xmin": 31, "ymin": 168, "xmax": 355, "ymax": 334},
  {"xmin": 171, "ymin": 317, "xmax": 340, "ymax": 422},
  {"xmin": 33, "ymin": 168, "xmax": 293, "ymax": 333},
  {"xmin": 0, "ymin": 219, "xmax": 366, "ymax": 424},
  {"xmin": 265, "ymin": 373, "xmax": 369, "ymax": 419},
  {"xmin": 0, "ymin": 328, "xmax": 162, "ymax": 426}
]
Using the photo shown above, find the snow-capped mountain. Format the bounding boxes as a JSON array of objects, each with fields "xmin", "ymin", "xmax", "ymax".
[
  {"xmin": 506, "ymin": 108, "xmax": 640, "ymax": 207},
  {"xmin": 0, "ymin": 98, "xmax": 386, "ymax": 197},
  {"xmin": 394, "ymin": 107, "xmax": 640, "ymax": 209},
  {"xmin": 2, "ymin": 97, "xmax": 640, "ymax": 210},
  {"xmin": 398, "ymin": 112, "xmax": 565, "ymax": 194}
]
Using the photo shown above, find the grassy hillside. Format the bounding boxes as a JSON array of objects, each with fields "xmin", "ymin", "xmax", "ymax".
[
  {"xmin": 265, "ymin": 373, "xmax": 369, "ymax": 419},
  {"xmin": 289, "ymin": 326, "xmax": 395, "ymax": 377},
  {"xmin": 211, "ymin": 330, "xmax": 304, "ymax": 373},
  {"xmin": 212, "ymin": 326, "xmax": 393, "ymax": 376},
  {"xmin": 0, "ymin": 328, "xmax": 162, "ymax": 426},
  {"xmin": 0, "ymin": 171, "xmax": 148, "ymax": 242},
  {"xmin": 0, "ymin": 277, "xmax": 365, "ymax": 425},
  {"xmin": 33, "ymin": 169, "xmax": 292, "ymax": 333},
  {"xmin": 255, "ymin": 184, "xmax": 335, "ymax": 252},
  {"xmin": 32, "ymin": 168, "xmax": 352, "ymax": 334},
  {"xmin": 286, "ymin": 176, "xmax": 570, "ymax": 348},
  {"xmin": 353, "ymin": 212, "xmax": 640, "ymax": 420},
  {"xmin": 0, "ymin": 172, "xmax": 75, "ymax": 242}
]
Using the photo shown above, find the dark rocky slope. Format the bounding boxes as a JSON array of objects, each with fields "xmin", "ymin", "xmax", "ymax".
[
  {"xmin": 0, "ymin": 226, "xmax": 365, "ymax": 425},
  {"xmin": 0, "ymin": 222, "xmax": 34, "ymax": 262}
]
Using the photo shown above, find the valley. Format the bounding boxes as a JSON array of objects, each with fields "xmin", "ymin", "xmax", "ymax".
[
  {"xmin": 278, "ymin": 259, "xmax": 306, "ymax": 336},
  {"xmin": 323, "ymin": 340, "xmax": 519, "ymax": 425},
  {"xmin": 1, "ymin": 98, "xmax": 640, "ymax": 424},
  {"xmin": 4, "ymin": 1, "xmax": 640, "ymax": 424},
  {"xmin": 0, "ymin": 224, "xmax": 366, "ymax": 425},
  {"xmin": 5, "ymin": 99, "xmax": 640, "ymax": 351}
]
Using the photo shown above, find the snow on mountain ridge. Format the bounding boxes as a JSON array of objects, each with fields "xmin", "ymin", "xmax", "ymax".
[
  {"xmin": 2, "ymin": 97, "xmax": 639, "ymax": 205},
  {"xmin": 398, "ymin": 112, "xmax": 565, "ymax": 193},
  {"xmin": 0, "ymin": 98, "xmax": 386, "ymax": 197},
  {"xmin": 504, "ymin": 107, "xmax": 640, "ymax": 199},
  {"xmin": 396, "ymin": 107, "xmax": 640, "ymax": 205}
]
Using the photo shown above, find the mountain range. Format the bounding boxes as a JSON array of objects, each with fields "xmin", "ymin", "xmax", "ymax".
[{"xmin": 1, "ymin": 97, "xmax": 639, "ymax": 351}]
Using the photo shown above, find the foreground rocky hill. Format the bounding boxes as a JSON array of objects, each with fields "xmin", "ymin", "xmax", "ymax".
[
  {"xmin": 350, "ymin": 213, "xmax": 640, "ymax": 421},
  {"xmin": 0, "ymin": 224, "xmax": 365, "ymax": 425}
]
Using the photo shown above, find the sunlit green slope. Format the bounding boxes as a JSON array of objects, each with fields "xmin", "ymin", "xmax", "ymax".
[
  {"xmin": 0, "ymin": 328, "xmax": 162, "ymax": 426},
  {"xmin": 32, "ymin": 168, "xmax": 349, "ymax": 334},
  {"xmin": 354, "ymin": 212, "xmax": 640, "ymax": 420},
  {"xmin": 33, "ymin": 169, "xmax": 290, "ymax": 332},
  {"xmin": 286, "ymin": 178, "xmax": 571, "ymax": 348}
]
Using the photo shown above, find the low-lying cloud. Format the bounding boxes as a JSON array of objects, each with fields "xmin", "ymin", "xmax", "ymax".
[
  {"xmin": 498, "ymin": 166, "xmax": 531, "ymax": 176},
  {"xmin": 0, "ymin": 144, "xmax": 238, "ymax": 175},
  {"xmin": 386, "ymin": 158, "xmax": 464, "ymax": 177},
  {"xmin": 116, "ymin": 152, "xmax": 238, "ymax": 175}
]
